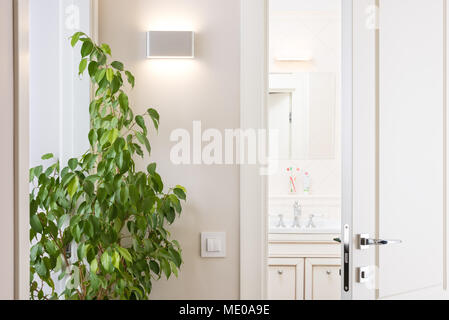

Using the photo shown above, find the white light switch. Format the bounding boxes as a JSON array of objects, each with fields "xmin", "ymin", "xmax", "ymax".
[
  {"xmin": 206, "ymin": 238, "xmax": 220, "ymax": 252},
  {"xmin": 201, "ymin": 232, "xmax": 226, "ymax": 258}
]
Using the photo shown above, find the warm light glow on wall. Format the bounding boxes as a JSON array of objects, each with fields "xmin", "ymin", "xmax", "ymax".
[{"xmin": 144, "ymin": 19, "xmax": 195, "ymax": 33}]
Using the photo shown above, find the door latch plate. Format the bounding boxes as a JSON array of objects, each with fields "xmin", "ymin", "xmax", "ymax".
[{"xmin": 357, "ymin": 266, "xmax": 370, "ymax": 284}]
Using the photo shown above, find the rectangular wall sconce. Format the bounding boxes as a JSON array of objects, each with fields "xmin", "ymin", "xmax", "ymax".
[{"xmin": 146, "ymin": 31, "xmax": 195, "ymax": 59}]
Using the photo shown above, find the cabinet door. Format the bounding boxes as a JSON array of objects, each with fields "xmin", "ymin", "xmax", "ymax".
[
  {"xmin": 268, "ymin": 258, "xmax": 304, "ymax": 300},
  {"xmin": 305, "ymin": 258, "xmax": 341, "ymax": 300}
]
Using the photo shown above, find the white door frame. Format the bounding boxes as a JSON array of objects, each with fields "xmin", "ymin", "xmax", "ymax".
[
  {"xmin": 13, "ymin": 0, "xmax": 99, "ymax": 300},
  {"xmin": 14, "ymin": 0, "xmax": 30, "ymax": 300},
  {"xmin": 239, "ymin": 0, "xmax": 353, "ymax": 300},
  {"xmin": 240, "ymin": 0, "xmax": 269, "ymax": 300}
]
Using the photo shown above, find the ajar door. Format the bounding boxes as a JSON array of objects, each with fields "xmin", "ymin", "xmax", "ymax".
[{"xmin": 343, "ymin": 0, "xmax": 449, "ymax": 299}]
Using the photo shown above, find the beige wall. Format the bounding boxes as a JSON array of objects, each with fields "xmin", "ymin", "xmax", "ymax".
[
  {"xmin": 99, "ymin": 0, "xmax": 241, "ymax": 299},
  {"xmin": 0, "ymin": 0, "xmax": 15, "ymax": 300}
]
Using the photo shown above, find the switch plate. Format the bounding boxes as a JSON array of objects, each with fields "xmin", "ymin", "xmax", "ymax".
[{"xmin": 201, "ymin": 232, "xmax": 226, "ymax": 258}]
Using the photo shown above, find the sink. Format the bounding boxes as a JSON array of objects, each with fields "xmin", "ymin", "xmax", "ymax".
[{"xmin": 269, "ymin": 216, "xmax": 341, "ymax": 234}]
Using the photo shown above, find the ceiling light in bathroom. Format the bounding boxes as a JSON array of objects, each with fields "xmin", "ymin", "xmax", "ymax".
[{"xmin": 275, "ymin": 56, "xmax": 312, "ymax": 62}]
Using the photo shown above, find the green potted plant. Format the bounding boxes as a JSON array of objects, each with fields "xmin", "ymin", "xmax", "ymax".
[{"xmin": 29, "ymin": 32, "xmax": 186, "ymax": 300}]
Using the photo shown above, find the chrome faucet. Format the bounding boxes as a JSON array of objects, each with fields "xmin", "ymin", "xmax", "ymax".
[
  {"xmin": 306, "ymin": 214, "xmax": 316, "ymax": 229},
  {"xmin": 291, "ymin": 201, "xmax": 302, "ymax": 228}
]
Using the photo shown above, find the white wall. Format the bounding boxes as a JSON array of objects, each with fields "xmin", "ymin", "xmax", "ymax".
[
  {"xmin": 29, "ymin": 0, "xmax": 91, "ymax": 168},
  {"xmin": 98, "ymin": 0, "xmax": 241, "ymax": 299},
  {"xmin": 0, "ymin": 0, "xmax": 15, "ymax": 300}
]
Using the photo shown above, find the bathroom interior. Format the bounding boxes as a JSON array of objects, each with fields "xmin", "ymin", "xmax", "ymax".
[{"xmin": 267, "ymin": 0, "xmax": 342, "ymax": 300}]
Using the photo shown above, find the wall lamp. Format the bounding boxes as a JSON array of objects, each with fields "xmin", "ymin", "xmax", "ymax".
[{"xmin": 146, "ymin": 31, "xmax": 195, "ymax": 59}]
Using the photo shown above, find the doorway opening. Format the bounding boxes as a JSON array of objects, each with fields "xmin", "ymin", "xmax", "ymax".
[{"xmin": 266, "ymin": 0, "xmax": 343, "ymax": 300}]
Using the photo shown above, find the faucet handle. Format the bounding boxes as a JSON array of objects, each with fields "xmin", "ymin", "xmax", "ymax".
[{"xmin": 276, "ymin": 214, "xmax": 286, "ymax": 228}]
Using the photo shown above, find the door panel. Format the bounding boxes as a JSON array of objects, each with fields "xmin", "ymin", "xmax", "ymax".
[
  {"xmin": 348, "ymin": 0, "xmax": 449, "ymax": 299},
  {"xmin": 349, "ymin": 0, "xmax": 448, "ymax": 299},
  {"xmin": 378, "ymin": 0, "xmax": 444, "ymax": 298}
]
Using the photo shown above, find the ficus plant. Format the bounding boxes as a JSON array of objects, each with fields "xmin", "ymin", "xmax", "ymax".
[{"xmin": 29, "ymin": 32, "xmax": 186, "ymax": 300}]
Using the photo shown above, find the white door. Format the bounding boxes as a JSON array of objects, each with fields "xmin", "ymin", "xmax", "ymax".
[{"xmin": 342, "ymin": 0, "xmax": 449, "ymax": 300}]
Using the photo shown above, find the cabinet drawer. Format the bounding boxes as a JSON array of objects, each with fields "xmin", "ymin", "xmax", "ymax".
[
  {"xmin": 268, "ymin": 258, "xmax": 304, "ymax": 300},
  {"xmin": 305, "ymin": 258, "xmax": 341, "ymax": 300}
]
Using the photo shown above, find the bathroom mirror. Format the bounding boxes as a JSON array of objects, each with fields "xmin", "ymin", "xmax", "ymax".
[{"xmin": 269, "ymin": 72, "xmax": 337, "ymax": 160}]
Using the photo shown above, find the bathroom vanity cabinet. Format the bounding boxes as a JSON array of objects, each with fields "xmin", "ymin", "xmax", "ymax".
[{"xmin": 267, "ymin": 233, "xmax": 341, "ymax": 300}]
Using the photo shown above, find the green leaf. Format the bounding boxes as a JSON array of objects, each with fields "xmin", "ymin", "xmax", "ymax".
[
  {"xmin": 71, "ymin": 31, "xmax": 83, "ymax": 47},
  {"xmin": 136, "ymin": 132, "xmax": 151, "ymax": 156},
  {"xmin": 169, "ymin": 194, "xmax": 182, "ymax": 213},
  {"xmin": 81, "ymin": 40, "xmax": 94, "ymax": 57},
  {"xmin": 117, "ymin": 247, "xmax": 133, "ymax": 263},
  {"xmin": 34, "ymin": 165, "xmax": 43, "ymax": 178},
  {"xmin": 41, "ymin": 153, "xmax": 54, "ymax": 160},
  {"xmin": 31, "ymin": 244, "xmax": 41, "ymax": 262},
  {"xmin": 149, "ymin": 261, "xmax": 160, "ymax": 275},
  {"xmin": 147, "ymin": 163, "xmax": 156, "ymax": 175},
  {"xmin": 151, "ymin": 173, "xmax": 163, "ymax": 193},
  {"xmin": 136, "ymin": 216, "xmax": 146, "ymax": 231},
  {"xmin": 72, "ymin": 224, "xmax": 82, "ymax": 242},
  {"xmin": 160, "ymin": 259, "xmax": 171, "ymax": 279},
  {"xmin": 169, "ymin": 261, "xmax": 179, "ymax": 277},
  {"xmin": 111, "ymin": 76, "xmax": 120, "ymax": 94},
  {"xmin": 83, "ymin": 179, "xmax": 95, "ymax": 196},
  {"xmin": 165, "ymin": 207, "xmax": 176, "ymax": 224},
  {"xmin": 88, "ymin": 61, "xmax": 98, "ymax": 78},
  {"xmin": 68, "ymin": 158, "xmax": 78, "ymax": 171},
  {"xmin": 174, "ymin": 188, "xmax": 186, "ymax": 201},
  {"xmin": 67, "ymin": 175, "xmax": 80, "ymax": 199},
  {"xmin": 90, "ymin": 259, "xmax": 98, "ymax": 274},
  {"xmin": 101, "ymin": 43, "xmax": 112, "ymax": 56},
  {"xmin": 30, "ymin": 215, "xmax": 43, "ymax": 233},
  {"xmin": 175, "ymin": 185, "xmax": 186, "ymax": 193},
  {"xmin": 106, "ymin": 68, "xmax": 114, "ymax": 82},
  {"xmin": 108, "ymin": 128, "xmax": 119, "ymax": 145},
  {"xmin": 118, "ymin": 93, "xmax": 129, "ymax": 111},
  {"xmin": 85, "ymin": 220, "xmax": 94, "ymax": 238},
  {"xmin": 147, "ymin": 108, "xmax": 160, "ymax": 131},
  {"xmin": 135, "ymin": 115, "xmax": 147, "ymax": 135},
  {"xmin": 112, "ymin": 251, "xmax": 120, "ymax": 270},
  {"xmin": 29, "ymin": 167, "xmax": 35, "ymax": 182},
  {"xmin": 36, "ymin": 260, "xmax": 47, "ymax": 277},
  {"xmin": 111, "ymin": 61, "xmax": 124, "ymax": 71},
  {"xmin": 101, "ymin": 251, "xmax": 112, "ymax": 273},
  {"xmin": 125, "ymin": 71, "xmax": 135, "ymax": 88},
  {"xmin": 88, "ymin": 129, "xmax": 98, "ymax": 147},
  {"xmin": 79, "ymin": 58, "xmax": 88, "ymax": 75},
  {"xmin": 58, "ymin": 214, "xmax": 69, "ymax": 229},
  {"xmin": 95, "ymin": 69, "xmax": 106, "ymax": 83}
]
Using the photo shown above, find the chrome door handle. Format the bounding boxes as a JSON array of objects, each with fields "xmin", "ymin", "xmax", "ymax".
[{"xmin": 359, "ymin": 234, "xmax": 402, "ymax": 250}]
